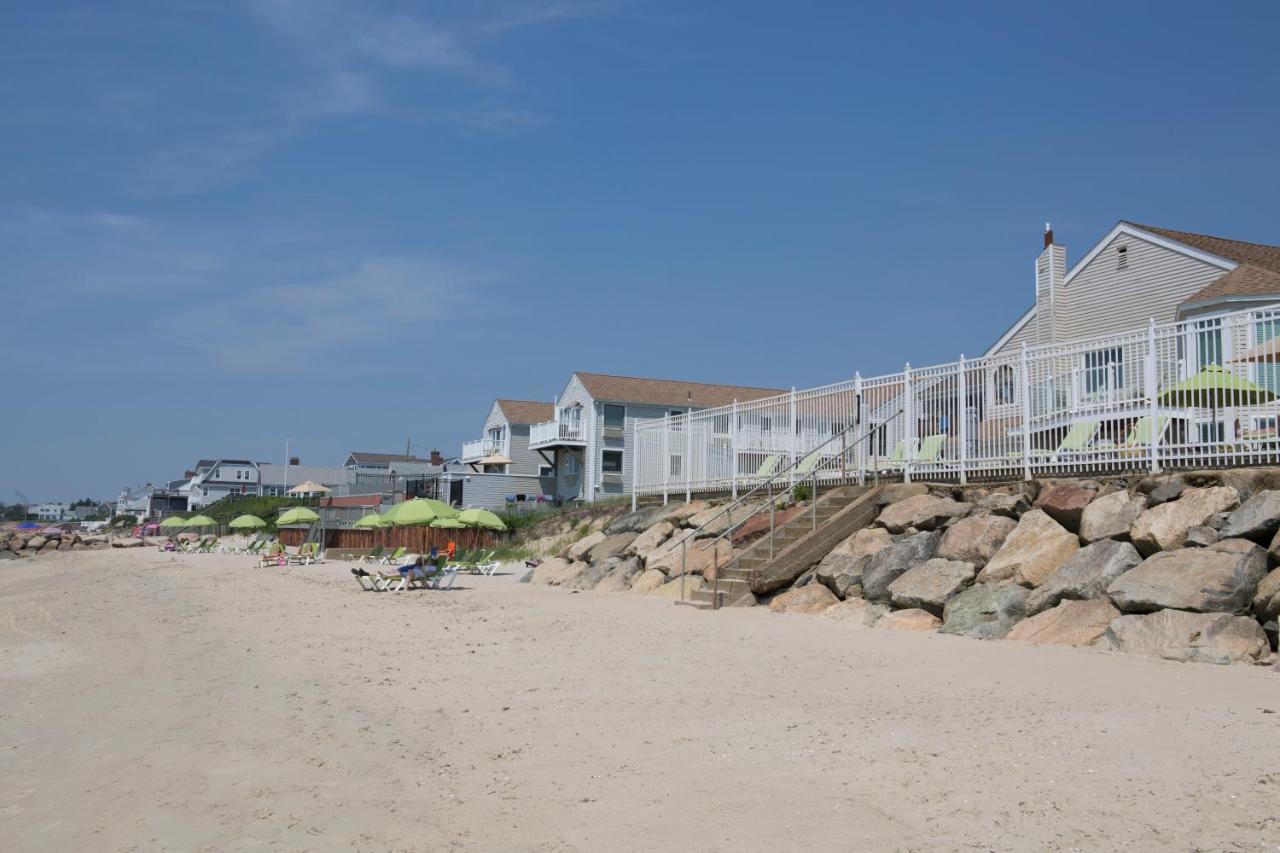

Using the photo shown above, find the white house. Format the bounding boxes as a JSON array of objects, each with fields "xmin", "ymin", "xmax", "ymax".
[{"xmin": 32, "ymin": 502, "xmax": 67, "ymax": 522}]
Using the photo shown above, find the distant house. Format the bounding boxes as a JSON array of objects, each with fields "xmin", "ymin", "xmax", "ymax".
[
  {"xmin": 443, "ymin": 399, "xmax": 557, "ymax": 510},
  {"xmin": 530, "ymin": 372, "xmax": 786, "ymax": 502},
  {"xmin": 186, "ymin": 459, "xmax": 260, "ymax": 508},
  {"xmin": 32, "ymin": 502, "xmax": 67, "ymax": 522},
  {"xmin": 257, "ymin": 463, "xmax": 353, "ymax": 497},
  {"xmin": 114, "ymin": 484, "xmax": 188, "ymax": 519}
]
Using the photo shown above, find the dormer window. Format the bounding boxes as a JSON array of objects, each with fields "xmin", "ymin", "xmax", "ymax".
[{"xmin": 1116, "ymin": 245, "xmax": 1128, "ymax": 270}]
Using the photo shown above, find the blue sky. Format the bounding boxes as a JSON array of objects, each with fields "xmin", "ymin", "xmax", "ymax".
[{"xmin": 3, "ymin": 1, "xmax": 1279, "ymax": 501}]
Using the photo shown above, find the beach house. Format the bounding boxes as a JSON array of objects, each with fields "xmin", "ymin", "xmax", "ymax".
[{"xmin": 530, "ymin": 372, "xmax": 786, "ymax": 503}]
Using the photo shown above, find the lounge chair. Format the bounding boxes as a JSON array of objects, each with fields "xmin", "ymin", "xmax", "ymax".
[
  {"xmin": 461, "ymin": 550, "xmax": 497, "ymax": 575},
  {"xmin": 1117, "ymin": 415, "xmax": 1171, "ymax": 455},
  {"xmin": 357, "ymin": 545, "xmax": 385, "ymax": 564},
  {"xmin": 413, "ymin": 559, "xmax": 460, "ymax": 589},
  {"xmin": 915, "ymin": 434, "xmax": 947, "ymax": 463},
  {"xmin": 380, "ymin": 546, "xmax": 406, "ymax": 565},
  {"xmin": 258, "ymin": 542, "xmax": 287, "ymax": 567},
  {"xmin": 872, "ymin": 438, "xmax": 916, "ymax": 471}
]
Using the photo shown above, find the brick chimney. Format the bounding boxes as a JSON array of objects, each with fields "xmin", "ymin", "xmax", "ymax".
[
  {"xmin": 1035, "ymin": 222, "xmax": 1066, "ymax": 345},
  {"xmin": 429, "ymin": 449, "xmax": 444, "ymax": 466},
  {"xmin": 289, "ymin": 456, "xmax": 300, "ymax": 466}
]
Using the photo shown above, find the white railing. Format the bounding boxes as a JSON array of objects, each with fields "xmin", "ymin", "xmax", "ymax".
[
  {"xmin": 633, "ymin": 303, "xmax": 1280, "ymax": 499},
  {"xmin": 461, "ymin": 438, "xmax": 503, "ymax": 462},
  {"xmin": 530, "ymin": 418, "xmax": 585, "ymax": 447}
]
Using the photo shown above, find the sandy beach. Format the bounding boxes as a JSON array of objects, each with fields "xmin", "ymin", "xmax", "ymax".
[{"xmin": 2, "ymin": 549, "xmax": 1280, "ymax": 852}]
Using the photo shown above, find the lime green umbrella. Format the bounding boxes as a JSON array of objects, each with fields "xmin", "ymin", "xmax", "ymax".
[
  {"xmin": 1159, "ymin": 364, "xmax": 1277, "ymax": 436},
  {"xmin": 383, "ymin": 498, "xmax": 447, "ymax": 526},
  {"xmin": 159, "ymin": 516, "xmax": 187, "ymax": 529},
  {"xmin": 185, "ymin": 515, "xmax": 217, "ymax": 528},
  {"xmin": 354, "ymin": 513, "xmax": 387, "ymax": 529},
  {"xmin": 420, "ymin": 498, "xmax": 459, "ymax": 519},
  {"xmin": 228, "ymin": 514, "xmax": 267, "ymax": 530},
  {"xmin": 277, "ymin": 507, "xmax": 320, "ymax": 525},
  {"xmin": 458, "ymin": 508, "xmax": 507, "ymax": 531},
  {"xmin": 430, "ymin": 516, "xmax": 467, "ymax": 529}
]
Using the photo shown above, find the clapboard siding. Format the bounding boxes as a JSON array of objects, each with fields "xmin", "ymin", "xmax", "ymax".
[{"xmin": 456, "ymin": 473, "xmax": 555, "ymax": 511}]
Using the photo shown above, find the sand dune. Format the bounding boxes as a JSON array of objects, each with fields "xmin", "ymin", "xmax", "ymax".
[{"xmin": 2, "ymin": 548, "xmax": 1279, "ymax": 851}]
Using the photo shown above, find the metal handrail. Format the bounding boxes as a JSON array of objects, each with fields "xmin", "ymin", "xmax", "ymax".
[{"xmin": 660, "ymin": 407, "xmax": 905, "ymax": 607}]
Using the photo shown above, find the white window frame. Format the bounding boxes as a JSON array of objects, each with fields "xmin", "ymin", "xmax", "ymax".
[{"xmin": 601, "ymin": 449, "xmax": 624, "ymax": 474}]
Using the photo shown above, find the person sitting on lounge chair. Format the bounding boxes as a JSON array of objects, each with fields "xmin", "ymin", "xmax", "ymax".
[{"xmin": 396, "ymin": 554, "xmax": 426, "ymax": 588}]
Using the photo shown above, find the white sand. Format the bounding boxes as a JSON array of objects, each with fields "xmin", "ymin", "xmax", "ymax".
[{"xmin": 2, "ymin": 548, "xmax": 1280, "ymax": 851}]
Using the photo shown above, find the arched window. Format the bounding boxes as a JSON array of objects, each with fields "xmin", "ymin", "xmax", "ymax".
[{"xmin": 994, "ymin": 365, "xmax": 1015, "ymax": 406}]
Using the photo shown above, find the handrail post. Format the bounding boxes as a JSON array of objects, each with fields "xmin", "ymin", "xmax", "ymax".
[
  {"xmin": 712, "ymin": 546, "xmax": 720, "ymax": 610},
  {"xmin": 662, "ymin": 413, "xmax": 670, "ymax": 505},
  {"xmin": 768, "ymin": 480, "xmax": 775, "ymax": 560},
  {"xmin": 903, "ymin": 364, "xmax": 914, "ymax": 483},
  {"xmin": 788, "ymin": 387, "xmax": 798, "ymax": 489},
  {"xmin": 854, "ymin": 372, "xmax": 865, "ymax": 485},
  {"xmin": 957, "ymin": 355, "xmax": 968, "ymax": 485},
  {"xmin": 731, "ymin": 399, "xmax": 739, "ymax": 501},
  {"xmin": 680, "ymin": 538, "xmax": 687, "ymax": 602},
  {"xmin": 1147, "ymin": 318, "xmax": 1160, "ymax": 474},
  {"xmin": 811, "ymin": 473, "xmax": 817, "ymax": 531},
  {"xmin": 1020, "ymin": 343, "xmax": 1033, "ymax": 481}
]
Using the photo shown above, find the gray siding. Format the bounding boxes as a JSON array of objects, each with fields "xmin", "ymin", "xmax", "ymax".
[
  {"xmin": 554, "ymin": 375, "xmax": 594, "ymax": 501},
  {"xmin": 478, "ymin": 403, "xmax": 546, "ymax": 477},
  {"xmin": 452, "ymin": 472, "xmax": 555, "ymax": 512}
]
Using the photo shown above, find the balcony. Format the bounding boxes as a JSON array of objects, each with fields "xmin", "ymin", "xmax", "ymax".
[
  {"xmin": 529, "ymin": 418, "xmax": 586, "ymax": 449},
  {"xmin": 461, "ymin": 438, "xmax": 504, "ymax": 463}
]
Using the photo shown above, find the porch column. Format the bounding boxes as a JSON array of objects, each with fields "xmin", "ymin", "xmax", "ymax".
[
  {"xmin": 1147, "ymin": 318, "xmax": 1160, "ymax": 474},
  {"xmin": 903, "ymin": 364, "xmax": 913, "ymax": 483},
  {"xmin": 957, "ymin": 355, "xmax": 968, "ymax": 485},
  {"xmin": 731, "ymin": 399, "xmax": 739, "ymax": 500}
]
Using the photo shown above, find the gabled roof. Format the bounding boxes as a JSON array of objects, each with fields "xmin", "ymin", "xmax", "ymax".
[
  {"xmin": 1127, "ymin": 223, "xmax": 1280, "ymax": 276},
  {"xmin": 1185, "ymin": 264, "xmax": 1280, "ymax": 304},
  {"xmin": 495, "ymin": 399, "xmax": 554, "ymax": 424},
  {"xmin": 572, "ymin": 371, "xmax": 786, "ymax": 408},
  {"xmin": 346, "ymin": 451, "xmax": 428, "ymax": 465}
]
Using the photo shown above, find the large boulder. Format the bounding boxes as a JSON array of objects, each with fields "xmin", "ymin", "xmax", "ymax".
[
  {"xmin": 976, "ymin": 492, "xmax": 1032, "ymax": 519},
  {"xmin": 650, "ymin": 574, "xmax": 705, "ymax": 598},
  {"xmin": 887, "ymin": 558, "xmax": 977, "ymax": 616},
  {"xmin": 1099, "ymin": 610, "xmax": 1272, "ymax": 665},
  {"xmin": 815, "ymin": 554, "xmax": 870, "ymax": 600},
  {"xmin": 1218, "ymin": 490, "xmax": 1280, "ymax": 542},
  {"xmin": 1006, "ymin": 599, "xmax": 1120, "ymax": 647},
  {"xmin": 936, "ymin": 514, "xmax": 1016, "ymax": 567},
  {"xmin": 530, "ymin": 557, "xmax": 588, "ymax": 586},
  {"xmin": 587, "ymin": 532, "xmax": 637, "ymax": 563},
  {"xmin": 605, "ymin": 505, "xmax": 667, "ymax": 535},
  {"xmin": 1129, "ymin": 486, "xmax": 1240, "ymax": 555},
  {"xmin": 1252, "ymin": 568, "xmax": 1280, "ymax": 622},
  {"xmin": 875, "ymin": 495, "xmax": 971, "ymax": 534},
  {"xmin": 1079, "ymin": 490, "xmax": 1148, "ymax": 543},
  {"xmin": 564, "ymin": 531, "xmax": 607, "ymax": 561},
  {"xmin": 110, "ymin": 538, "xmax": 145, "ymax": 548},
  {"xmin": 768, "ymin": 584, "xmax": 839, "ymax": 615},
  {"xmin": 861, "ymin": 531, "xmax": 941, "ymax": 604},
  {"xmin": 645, "ymin": 537, "xmax": 732, "ymax": 578},
  {"xmin": 940, "ymin": 583, "xmax": 1030, "ymax": 639},
  {"xmin": 1146, "ymin": 475, "xmax": 1188, "ymax": 506},
  {"xmin": 875, "ymin": 608, "xmax": 942, "ymax": 631},
  {"xmin": 977, "ymin": 510, "xmax": 1078, "ymax": 588},
  {"xmin": 626, "ymin": 521, "xmax": 674, "ymax": 559},
  {"xmin": 828, "ymin": 526, "xmax": 893, "ymax": 561},
  {"xmin": 26, "ymin": 535, "xmax": 46, "ymax": 550},
  {"xmin": 685, "ymin": 503, "xmax": 759, "ymax": 538},
  {"xmin": 1107, "ymin": 539, "xmax": 1267, "ymax": 615},
  {"xmin": 594, "ymin": 557, "xmax": 644, "ymax": 593},
  {"xmin": 1034, "ymin": 482, "xmax": 1097, "ymax": 532},
  {"xmin": 629, "ymin": 569, "xmax": 668, "ymax": 594},
  {"xmin": 822, "ymin": 597, "xmax": 889, "ymax": 627},
  {"xmin": 875, "ymin": 483, "xmax": 930, "ymax": 505},
  {"xmin": 1025, "ymin": 539, "xmax": 1143, "ymax": 615}
]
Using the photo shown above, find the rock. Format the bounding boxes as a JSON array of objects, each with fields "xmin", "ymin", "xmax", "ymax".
[
  {"xmin": 768, "ymin": 584, "xmax": 839, "ymax": 614},
  {"xmin": 1034, "ymin": 482, "xmax": 1097, "ymax": 532},
  {"xmin": 71, "ymin": 542, "xmax": 86, "ymax": 551},
  {"xmin": 644, "ymin": 537, "xmax": 732, "ymax": 578},
  {"xmin": 629, "ymin": 569, "xmax": 668, "ymax": 594},
  {"xmin": 822, "ymin": 597, "xmax": 889, "ymax": 627},
  {"xmin": 530, "ymin": 557, "xmax": 587, "ymax": 586},
  {"xmin": 594, "ymin": 557, "xmax": 644, "ymax": 593},
  {"xmin": 1079, "ymin": 490, "xmax": 1148, "ymax": 543},
  {"xmin": 887, "ymin": 558, "xmax": 977, "ymax": 616},
  {"xmin": 110, "ymin": 538, "xmax": 145, "ymax": 548},
  {"xmin": 1252, "ymin": 568, "xmax": 1280, "ymax": 622},
  {"xmin": 977, "ymin": 510, "xmax": 1078, "ymax": 588},
  {"xmin": 940, "ymin": 583, "xmax": 1030, "ymax": 639},
  {"xmin": 875, "ymin": 608, "xmax": 942, "ymax": 632},
  {"xmin": 1107, "ymin": 539, "xmax": 1268, "ymax": 615},
  {"xmin": 977, "ymin": 492, "xmax": 1032, "ymax": 519},
  {"xmin": 1025, "ymin": 539, "xmax": 1142, "ymax": 615},
  {"xmin": 9, "ymin": 537, "xmax": 25, "ymax": 552},
  {"xmin": 650, "ymin": 574, "xmax": 705, "ymax": 598},
  {"xmin": 661, "ymin": 500, "xmax": 708, "ymax": 523},
  {"xmin": 1129, "ymin": 486, "xmax": 1240, "ymax": 555},
  {"xmin": 936, "ymin": 514, "xmax": 1016, "ymax": 567},
  {"xmin": 563, "ymin": 560, "xmax": 615, "ymax": 591},
  {"xmin": 685, "ymin": 503, "xmax": 757, "ymax": 537},
  {"xmin": 875, "ymin": 483, "xmax": 930, "ymax": 505},
  {"xmin": 875, "ymin": 495, "xmax": 971, "ymax": 534},
  {"xmin": 1219, "ymin": 490, "xmax": 1280, "ymax": 542},
  {"xmin": 604, "ymin": 505, "xmax": 667, "ymax": 535},
  {"xmin": 1006, "ymin": 599, "xmax": 1120, "ymax": 647},
  {"xmin": 626, "ymin": 521, "xmax": 674, "ymax": 559},
  {"xmin": 57, "ymin": 540, "xmax": 73, "ymax": 552},
  {"xmin": 861, "ymin": 531, "xmax": 940, "ymax": 604},
  {"xmin": 564, "ymin": 531, "xmax": 606, "ymax": 561},
  {"xmin": 38, "ymin": 542, "xmax": 58, "ymax": 555},
  {"xmin": 26, "ymin": 535, "xmax": 46, "ymax": 550},
  {"xmin": 587, "ymin": 532, "xmax": 637, "ymax": 563},
  {"xmin": 1099, "ymin": 610, "xmax": 1272, "ymax": 665},
  {"xmin": 815, "ymin": 554, "xmax": 870, "ymax": 600},
  {"xmin": 830, "ymin": 527, "xmax": 893, "ymax": 560},
  {"xmin": 1183, "ymin": 526, "xmax": 1219, "ymax": 548},
  {"xmin": 1147, "ymin": 475, "xmax": 1188, "ymax": 505}
]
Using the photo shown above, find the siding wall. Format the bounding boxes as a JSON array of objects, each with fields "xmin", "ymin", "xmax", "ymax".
[
  {"xmin": 554, "ymin": 375, "xmax": 594, "ymax": 501},
  {"xmin": 451, "ymin": 472, "xmax": 555, "ymax": 511}
]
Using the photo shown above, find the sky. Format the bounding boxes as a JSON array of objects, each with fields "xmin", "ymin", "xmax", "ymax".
[{"xmin": 3, "ymin": 1, "xmax": 1279, "ymax": 501}]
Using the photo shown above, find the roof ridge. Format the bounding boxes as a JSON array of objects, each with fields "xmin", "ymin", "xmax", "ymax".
[
  {"xmin": 1125, "ymin": 221, "xmax": 1280, "ymax": 253},
  {"xmin": 572, "ymin": 369, "xmax": 786, "ymax": 393}
]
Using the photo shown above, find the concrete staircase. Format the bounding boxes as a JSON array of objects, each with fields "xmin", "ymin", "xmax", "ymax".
[{"xmin": 678, "ymin": 485, "xmax": 881, "ymax": 610}]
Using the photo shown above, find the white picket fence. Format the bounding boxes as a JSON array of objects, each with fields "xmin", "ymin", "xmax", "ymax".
[{"xmin": 633, "ymin": 304, "xmax": 1280, "ymax": 500}]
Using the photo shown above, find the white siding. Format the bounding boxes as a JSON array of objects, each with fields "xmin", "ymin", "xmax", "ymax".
[{"xmin": 554, "ymin": 375, "xmax": 594, "ymax": 501}]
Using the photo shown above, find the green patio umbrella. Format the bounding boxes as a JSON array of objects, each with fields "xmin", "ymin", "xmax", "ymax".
[
  {"xmin": 458, "ymin": 508, "xmax": 507, "ymax": 531},
  {"xmin": 354, "ymin": 513, "xmax": 387, "ymax": 529},
  {"xmin": 1159, "ymin": 364, "xmax": 1277, "ymax": 437},
  {"xmin": 228, "ymin": 514, "xmax": 267, "ymax": 530},
  {"xmin": 383, "ymin": 498, "xmax": 446, "ymax": 526},
  {"xmin": 159, "ymin": 516, "xmax": 187, "ymax": 529},
  {"xmin": 429, "ymin": 516, "xmax": 467, "ymax": 529},
  {"xmin": 277, "ymin": 507, "xmax": 320, "ymax": 526},
  {"xmin": 185, "ymin": 515, "xmax": 217, "ymax": 528}
]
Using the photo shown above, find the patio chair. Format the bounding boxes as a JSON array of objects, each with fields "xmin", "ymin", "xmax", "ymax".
[
  {"xmin": 1111, "ymin": 415, "xmax": 1171, "ymax": 456},
  {"xmin": 380, "ymin": 546, "xmax": 406, "ymax": 565},
  {"xmin": 873, "ymin": 438, "xmax": 917, "ymax": 471},
  {"xmin": 752, "ymin": 454, "xmax": 782, "ymax": 480},
  {"xmin": 257, "ymin": 542, "xmax": 287, "ymax": 567},
  {"xmin": 357, "ymin": 545, "xmax": 385, "ymax": 564},
  {"xmin": 1033, "ymin": 418, "xmax": 1101, "ymax": 462},
  {"xmin": 915, "ymin": 434, "xmax": 947, "ymax": 462},
  {"xmin": 350, "ymin": 565, "xmax": 397, "ymax": 592}
]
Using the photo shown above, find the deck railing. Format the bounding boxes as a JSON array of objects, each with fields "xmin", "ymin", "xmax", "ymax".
[
  {"xmin": 632, "ymin": 303, "xmax": 1280, "ymax": 502},
  {"xmin": 461, "ymin": 437, "xmax": 505, "ymax": 462},
  {"xmin": 530, "ymin": 418, "xmax": 585, "ymax": 447}
]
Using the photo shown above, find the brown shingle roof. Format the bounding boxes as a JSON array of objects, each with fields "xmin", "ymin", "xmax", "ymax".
[
  {"xmin": 1185, "ymin": 264, "xmax": 1280, "ymax": 303},
  {"xmin": 495, "ymin": 399, "xmax": 554, "ymax": 424},
  {"xmin": 1129, "ymin": 223, "xmax": 1280, "ymax": 275},
  {"xmin": 573, "ymin": 371, "xmax": 786, "ymax": 408},
  {"xmin": 347, "ymin": 451, "xmax": 428, "ymax": 465}
]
